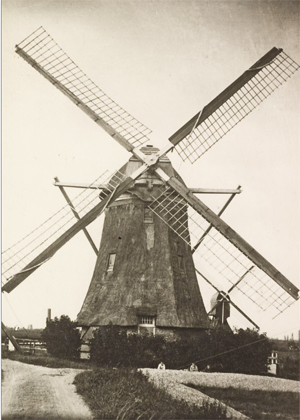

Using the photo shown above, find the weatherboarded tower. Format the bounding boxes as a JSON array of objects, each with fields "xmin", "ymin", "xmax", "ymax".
[{"xmin": 77, "ymin": 146, "xmax": 209, "ymax": 343}]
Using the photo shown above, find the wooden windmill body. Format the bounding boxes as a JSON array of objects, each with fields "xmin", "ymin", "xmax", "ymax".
[
  {"xmin": 2, "ymin": 28, "xmax": 300, "ymax": 351},
  {"xmin": 77, "ymin": 149, "xmax": 209, "ymax": 338}
]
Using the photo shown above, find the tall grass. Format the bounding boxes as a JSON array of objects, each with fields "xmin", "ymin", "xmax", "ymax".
[
  {"xmin": 74, "ymin": 368, "xmax": 227, "ymax": 419},
  {"xmin": 187, "ymin": 385, "xmax": 299, "ymax": 420}
]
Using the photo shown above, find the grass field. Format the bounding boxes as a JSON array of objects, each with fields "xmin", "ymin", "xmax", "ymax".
[
  {"xmin": 75, "ymin": 368, "xmax": 227, "ymax": 420},
  {"xmin": 187, "ymin": 384, "xmax": 299, "ymax": 420}
]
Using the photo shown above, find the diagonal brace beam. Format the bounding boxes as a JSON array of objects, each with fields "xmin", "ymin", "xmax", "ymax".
[
  {"xmin": 54, "ymin": 177, "xmax": 98, "ymax": 255},
  {"xmin": 1, "ymin": 322, "xmax": 23, "ymax": 352},
  {"xmin": 192, "ymin": 185, "xmax": 241, "ymax": 253}
]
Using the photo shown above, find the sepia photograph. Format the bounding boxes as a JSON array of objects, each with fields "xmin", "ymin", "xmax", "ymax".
[{"xmin": 2, "ymin": 1, "xmax": 299, "ymax": 419}]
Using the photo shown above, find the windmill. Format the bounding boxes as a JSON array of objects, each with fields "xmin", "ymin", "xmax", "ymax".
[{"xmin": 2, "ymin": 27, "xmax": 299, "ymax": 349}]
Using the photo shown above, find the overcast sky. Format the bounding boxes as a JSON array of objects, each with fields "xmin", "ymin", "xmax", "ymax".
[{"xmin": 2, "ymin": 0, "xmax": 299, "ymax": 338}]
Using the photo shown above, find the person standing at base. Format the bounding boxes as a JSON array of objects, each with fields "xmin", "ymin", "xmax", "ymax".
[
  {"xmin": 189, "ymin": 363, "xmax": 198, "ymax": 372},
  {"xmin": 157, "ymin": 362, "xmax": 166, "ymax": 370}
]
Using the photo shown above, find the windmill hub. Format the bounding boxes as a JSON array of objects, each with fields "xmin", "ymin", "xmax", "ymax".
[
  {"xmin": 112, "ymin": 149, "xmax": 174, "ymax": 204},
  {"xmin": 137, "ymin": 144, "xmax": 162, "ymax": 167}
]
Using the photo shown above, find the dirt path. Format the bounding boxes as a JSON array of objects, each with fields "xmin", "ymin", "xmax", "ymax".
[{"xmin": 2, "ymin": 359, "xmax": 93, "ymax": 420}]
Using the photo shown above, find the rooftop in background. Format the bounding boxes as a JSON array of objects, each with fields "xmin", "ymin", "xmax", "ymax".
[{"xmin": 2, "ymin": 328, "xmax": 43, "ymax": 340}]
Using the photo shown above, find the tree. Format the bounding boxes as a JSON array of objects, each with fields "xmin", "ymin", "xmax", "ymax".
[
  {"xmin": 90, "ymin": 324, "xmax": 167, "ymax": 368},
  {"xmin": 89, "ymin": 325, "xmax": 271, "ymax": 375},
  {"xmin": 42, "ymin": 315, "xmax": 81, "ymax": 359}
]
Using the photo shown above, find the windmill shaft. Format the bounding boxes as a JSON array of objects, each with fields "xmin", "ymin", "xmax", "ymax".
[
  {"xmin": 54, "ymin": 177, "xmax": 98, "ymax": 255},
  {"xmin": 222, "ymin": 300, "xmax": 225, "ymax": 324},
  {"xmin": 15, "ymin": 47, "xmax": 135, "ymax": 153},
  {"xmin": 169, "ymin": 47, "xmax": 282, "ymax": 146},
  {"xmin": 158, "ymin": 172, "xmax": 299, "ymax": 300}
]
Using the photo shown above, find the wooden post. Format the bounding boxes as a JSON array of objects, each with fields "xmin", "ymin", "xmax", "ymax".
[{"xmin": 1, "ymin": 322, "xmax": 23, "ymax": 353}]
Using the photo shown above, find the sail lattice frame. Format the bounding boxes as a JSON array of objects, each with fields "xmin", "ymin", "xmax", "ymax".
[
  {"xmin": 2, "ymin": 170, "xmax": 125, "ymax": 287},
  {"xmin": 173, "ymin": 50, "xmax": 299, "ymax": 163},
  {"xmin": 148, "ymin": 185, "xmax": 296, "ymax": 316},
  {"xmin": 16, "ymin": 27, "xmax": 152, "ymax": 149}
]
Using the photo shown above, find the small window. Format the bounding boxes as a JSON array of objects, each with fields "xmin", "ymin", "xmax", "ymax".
[
  {"xmin": 144, "ymin": 207, "xmax": 153, "ymax": 224},
  {"xmin": 138, "ymin": 316, "xmax": 155, "ymax": 335},
  {"xmin": 107, "ymin": 253, "xmax": 116, "ymax": 272}
]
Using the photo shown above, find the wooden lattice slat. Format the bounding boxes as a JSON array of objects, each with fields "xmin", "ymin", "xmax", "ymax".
[
  {"xmin": 170, "ymin": 49, "xmax": 299, "ymax": 163},
  {"xmin": 16, "ymin": 27, "xmax": 152, "ymax": 151},
  {"xmin": 148, "ymin": 185, "xmax": 297, "ymax": 315},
  {"xmin": 2, "ymin": 170, "xmax": 124, "ymax": 286}
]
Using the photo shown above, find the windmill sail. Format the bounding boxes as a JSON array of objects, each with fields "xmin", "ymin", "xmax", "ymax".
[
  {"xmin": 15, "ymin": 27, "xmax": 152, "ymax": 152},
  {"xmin": 2, "ymin": 170, "xmax": 126, "ymax": 292},
  {"xmin": 8, "ymin": 29, "xmax": 299, "ymax": 334},
  {"xmin": 148, "ymin": 173, "xmax": 299, "ymax": 316},
  {"xmin": 169, "ymin": 48, "xmax": 299, "ymax": 163}
]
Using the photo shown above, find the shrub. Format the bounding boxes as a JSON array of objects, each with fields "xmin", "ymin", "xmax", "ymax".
[
  {"xmin": 89, "ymin": 325, "xmax": 271, "ymax": 375},
  {"xmin": 279, "ymin": 356, "xmax": 300, "ymax": 381},
  {"xmin": 41, "ymin": 315, "xmax": 81, "ymax": 359},
  {"xmin": 90, "ymin": 325, "xmax": 167, "ymax": 367},
  {"xmin": 203, "ymin": 327, "xmax": 272, "ymax": 375}
]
